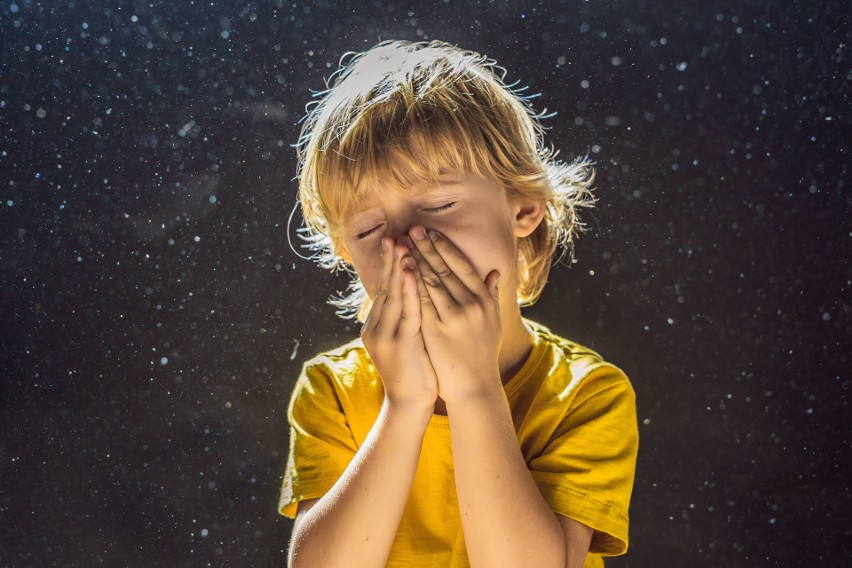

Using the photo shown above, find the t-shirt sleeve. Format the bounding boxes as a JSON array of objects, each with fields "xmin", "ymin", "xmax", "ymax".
[
  {"xmin": 278, "ymin": 359, "xmax": 359, "ymax": 518},
  {"xmin": 528, "ymin": 364, "xmax": 639, "ymax": 556}
]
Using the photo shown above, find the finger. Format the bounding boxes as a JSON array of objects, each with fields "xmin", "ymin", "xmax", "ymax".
[
  {"xmin": 409, "ymin": 255, "xmax": 441, "ymax": 323},
  {"xmin": 397, "ymin": 263, "xmax": 421, "ymax": 337},
  {"xmin": 408, "ymin": 225, "xmax": 473, "ymax": 302},
  {"xmin": 422, "ymin": 227, "xmax": 491, "ymax": 298},
  {"xmin": 485, "ymin": 269, "xmax": 501, "ymax": 302},
  {"xmin": 377, "ymin": 242, "xmax": 406, "ymax": 335},
  {"xmin": 363, "ymin": 236, "xmax": 394, "ymax": 333},
  {"xmin": 409, "ymin": 243, "xmax": 457, "ymax": 314}
]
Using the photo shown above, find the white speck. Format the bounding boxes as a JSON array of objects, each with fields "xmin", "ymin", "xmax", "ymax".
[
  {"xmin": 610, "ymin": 56, "xmax": 623, "ymax": 66},
  {"xmin": 160, "ymin": 357, "xmax": 168, "ymax": 366},
  {"xmin": 178, "ymin": 120, "xmax": 196, "ymax": 137},
  {"xmin": 6, "ymin": 200, "xmax": 13, "ymax": 206},
  {"xmin": 676, "ymin": 61, "xmax": 688, "ymax": 71},
  {"xmin": 194, "ymin": 235, "xmax": 201, "ymax": 242},
  {"xmin": 224, "ymin": 401, "xmax": 232, "ymax": 409},
  {"xmin": 201, "ymin": 528, "xmax": 209, "ymax": 537},
  {"xmin": 208, "ymin": 195, "xmax": 217, "ymax": 203},
  {"xmin": 822, "ymin": 312, "xmax": 831, "ymax": 321},
  {"xmin": 36, "ymin": 108, "xmax": 46, "ymax": 118},
  {"xmin": 667, "ymin": 318, "xmax": 674, "ymax": 325},
  {"xmin": 642, "ymin": 418, "xmax": 651, "ymax": 425},
  {"xmin": 806, "ymin": 408, "xmax": 814, "ymax": 415},
  {"xmin": 290, "ymin": 339, "xmax": 300, "ymax": 360}
]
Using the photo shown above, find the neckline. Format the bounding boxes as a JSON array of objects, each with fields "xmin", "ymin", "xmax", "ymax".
[{"xmin": 427, "ymin": 321, "xmax": 548, "ymax": 428}]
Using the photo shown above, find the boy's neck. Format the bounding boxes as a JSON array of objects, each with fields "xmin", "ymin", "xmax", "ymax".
[{"xmin": 498, "ymin": 309, "xmax": 536, "ymax": 385}]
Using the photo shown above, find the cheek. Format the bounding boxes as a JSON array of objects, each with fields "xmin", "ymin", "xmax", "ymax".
[
  {"xmin": 442, "ymin": 225, "xmax": 516, "ymax": 281},
  {"xmin": 349, "ymin": 247, "xmax": 384, "ymax": 298}
]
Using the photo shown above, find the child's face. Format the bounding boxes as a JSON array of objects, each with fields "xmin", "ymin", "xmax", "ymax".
[{"xmin": 341, "ymin": 174, "xmax": 531, "ymax": 309}]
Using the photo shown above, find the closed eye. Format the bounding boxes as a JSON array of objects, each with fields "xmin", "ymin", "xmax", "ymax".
[
  {"xmin": 424, "ymin": 202, "xmax": 456, "ymax": 213},
  {"xmin": 356, "ymin": 224, "xmax": 384, "ymax": 240}
]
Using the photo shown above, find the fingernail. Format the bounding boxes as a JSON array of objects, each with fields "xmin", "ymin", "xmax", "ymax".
[
  {"xmin": 411, "ymin": 226, "xmax": 426, "ymax": 240},
  {"xmin": 381, "ymin": 237, "xmax": 389, "ymax": 252},
  {"xmin": 403, "ymin": 257, "xmax": 415, "ymax": 270},
  {"xmin": 427, "ymin": 229, "xmax": 439, "ymax": 241}
]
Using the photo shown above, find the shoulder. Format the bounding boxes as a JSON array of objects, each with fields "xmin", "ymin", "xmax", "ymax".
[
  {"xmin": 291, "ymin": 337, "xmax": 379, "ymax": 404},
  {"xmin": 525, "ymin": 319, "xmax": 634, "ymax": 402},
  {"xmin": 301, "ymin": 336, "xmax": 370, "ymax": 374}
]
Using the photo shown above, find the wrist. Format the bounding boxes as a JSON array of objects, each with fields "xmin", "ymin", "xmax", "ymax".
[
  {"xmin": 383, "ymin": 394, "xmax": 436, "ymax": 423},
  {"xmin": 444, "ymin": 385, "xmax": 512, "ymax": 427},
  {"xmin": 440, "ymin": 371, "xmax": 504, "ymax": 407}
]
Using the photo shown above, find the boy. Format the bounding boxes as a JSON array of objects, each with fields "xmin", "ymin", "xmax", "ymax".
[{"xmin": 278, "ymin": 40, "xmax": 638, "ymax": 568}]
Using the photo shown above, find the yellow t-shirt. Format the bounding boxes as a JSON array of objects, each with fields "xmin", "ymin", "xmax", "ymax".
[{"xmin": 279, "ymin": 319, "xmax": 639, "ymax": 567}]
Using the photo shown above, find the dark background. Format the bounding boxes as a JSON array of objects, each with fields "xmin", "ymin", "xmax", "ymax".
[{"xmin": 1, "ymin": 0, "xmax": 848, "ymax": 566}]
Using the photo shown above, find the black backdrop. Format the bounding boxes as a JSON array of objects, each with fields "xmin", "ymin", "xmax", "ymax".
[{"xmin": 1, "ymin": 1, "xmax": 848, "ymax": 566}]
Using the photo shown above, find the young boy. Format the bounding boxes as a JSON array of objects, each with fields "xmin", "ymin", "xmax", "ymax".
[{"xmin": 278, "ymin": 40, "xmax": 638, "ymax": 568}]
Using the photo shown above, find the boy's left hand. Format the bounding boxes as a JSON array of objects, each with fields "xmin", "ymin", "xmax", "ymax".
[{"xmin": 404, "ymin": 226, "xmax": 503, "ymax": 403}]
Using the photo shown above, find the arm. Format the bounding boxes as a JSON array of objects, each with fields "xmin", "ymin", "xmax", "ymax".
[
  {"xmin": 446, "ymin": 390, "xmax": 592, "ymax": 568},
  {"xmin": 289, "ymin": 397, "xmax": 433, "ymax": 568},
  {"xmin": 407, "ymin": 227, "xmax": 592, "ymax": 567},
  {"xmin": 289, "ymin": 238, "xmax": 438, "ymax": 567}
]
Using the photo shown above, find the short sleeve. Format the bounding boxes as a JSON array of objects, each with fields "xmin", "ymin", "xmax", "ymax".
[
  {"xmin": 528, "ymin": 365, "xmax": 639, "ymax": 556},
  {"xmin": 278, "ymin": 359, "xmax": 359, "ymax": 518}
]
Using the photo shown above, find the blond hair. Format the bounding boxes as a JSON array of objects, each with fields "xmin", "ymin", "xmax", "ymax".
[{"xmin": 294, "ymin": 40, "xmax": 596, "ymax": 321}]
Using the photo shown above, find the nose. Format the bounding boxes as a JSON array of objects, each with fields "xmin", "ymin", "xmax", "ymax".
[{"xmin": 385, "ymin": 214, "xmax": 422, "ymax": 249}]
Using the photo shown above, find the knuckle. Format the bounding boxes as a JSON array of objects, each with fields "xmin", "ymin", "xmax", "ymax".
[
  {"xmin": 435, "ymin": 266, "xmax": 453, "ymax": 279},
  {"xmin": 423, "ymin": 274, "xmax": 441, "ymax": 287},
  {"xmin": 458, "ymin": 262, "xmax": 476, "ymax": 275}
]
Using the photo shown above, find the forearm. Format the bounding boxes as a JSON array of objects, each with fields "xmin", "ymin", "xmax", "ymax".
[
  {"xmin": 447, "ymin": 386, "xmax": 566, "ymax": 568},
  {"xmin": 289, "ymin": 398, "xmax": 432, "ymax": 568}
]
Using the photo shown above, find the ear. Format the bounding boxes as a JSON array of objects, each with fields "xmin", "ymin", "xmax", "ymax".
[{"xmin": 510, "ymin": 195, "xmax": 546, "ymax": 238}]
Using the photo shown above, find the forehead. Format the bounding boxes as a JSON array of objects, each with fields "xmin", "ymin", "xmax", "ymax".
[{"xmin": 345, "ymin": 174, "xmax": 480, "ymax": 213}]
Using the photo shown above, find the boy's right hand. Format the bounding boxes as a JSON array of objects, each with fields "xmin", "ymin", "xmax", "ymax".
[{"xmin": 360, "ymin": 236, "xmax": 438, "ymax": 410}]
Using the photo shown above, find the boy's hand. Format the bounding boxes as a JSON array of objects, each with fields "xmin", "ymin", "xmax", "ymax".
[
  {"xmin": 405, "ymin": 226, "xmax": 503, "ymax": 403},
  {"xmin": 361, "ymin": 236, "xmax": 439, "ymax": 410}
]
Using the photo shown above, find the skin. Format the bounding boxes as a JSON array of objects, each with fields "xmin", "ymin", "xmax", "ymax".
[{"xmin": 288, "ymin": 174, "xmax": 594, "ymax": 568}]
